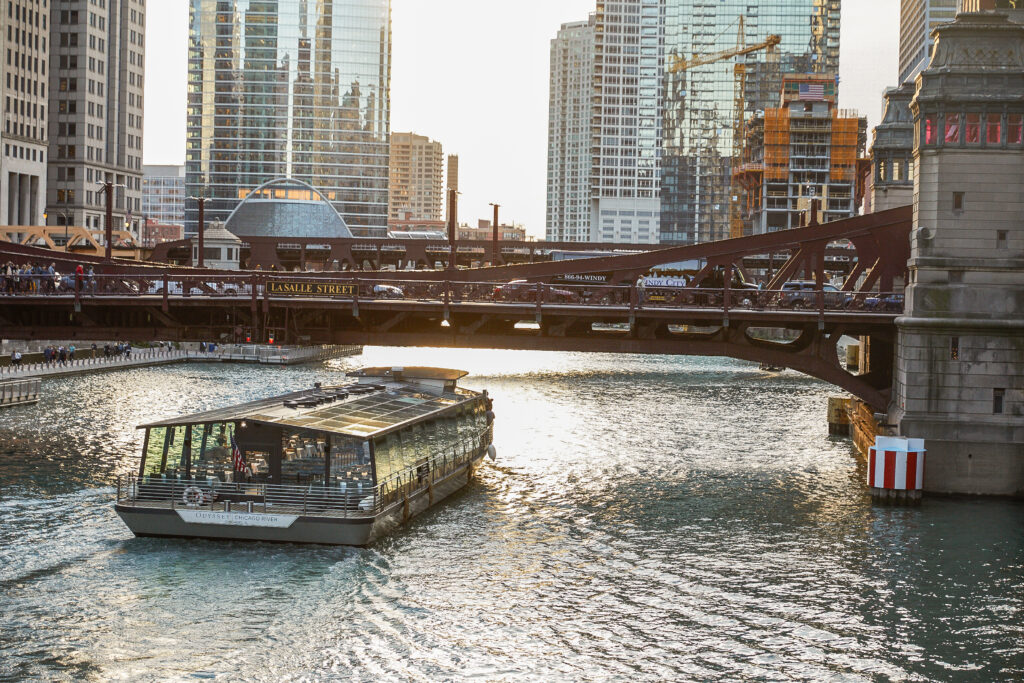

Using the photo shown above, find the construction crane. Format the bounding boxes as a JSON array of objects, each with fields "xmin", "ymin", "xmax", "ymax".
[
  {"xmin": 668, "ymin": 26, "xmax": 781, "ymax": 74},
  {"xmin": 668, "ymin": 17, "xmax": 781, "ymax": 239}
]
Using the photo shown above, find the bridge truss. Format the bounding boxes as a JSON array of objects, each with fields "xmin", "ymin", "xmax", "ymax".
[{"xmin": 0, "ymin": 207, "xmax": 910, "ymax": 409}]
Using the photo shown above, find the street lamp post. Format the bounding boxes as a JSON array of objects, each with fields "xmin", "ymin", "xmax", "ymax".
[
  {"xmin": 188, "ymin": 195, "xmax": 208, "ymax": 267},
  {"xmin": 488, "ymin": 202, "xmax": 500, "ymax": 266},
  {"xmin": 446, "ymin": 188, "xmax": 458, "ymax": 271},
  {"xmin": 95, "ymin": 180, "xmax": 125, "ymax": 260}
]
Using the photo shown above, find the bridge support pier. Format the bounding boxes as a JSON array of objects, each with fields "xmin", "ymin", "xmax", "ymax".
[{"xmin": 889, "ymin": 12, "xmax": 1024, "ymax": 496}]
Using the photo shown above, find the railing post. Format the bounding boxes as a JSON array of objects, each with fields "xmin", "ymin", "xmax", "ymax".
[
  {"xmin": 629, "ymin": 283, "xmax": 637, "ymax": 330},
  {"xmin": 817, "ymin": 285, "xmax": 825, "ymax": 330},
  {"xmin": 535, "ymin": 283, "xmax": 543, "ymax": 324},
  {"xmin": 722, "ymin": 263, "xmax": 731, "ymax": 327},
  {"xmin": 162, "ymin": 271, "xmax": 169, "ymax": 313},
  {"xmin": 443, "ymin": 280, "xmax": 450, "ymax": 323}
]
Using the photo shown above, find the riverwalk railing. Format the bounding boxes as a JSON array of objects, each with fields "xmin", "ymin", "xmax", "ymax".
[
  {"xmin": 0, "ymin": 348, "xmax": 190, "ymax": 378},
  {"xmin": 2, "ymin": 273, "xmax": 906, "ymax": 315},
  {"xmin": 0, "ymin": 376, "xmax": 41, "ymax": 406},
  {"xmin": 115, "ymin": 424, "xmax": 494, "ymax": 519},
  {"xmin": 0, "ymin": 345, "xmax": 359, "ymax": 379}
]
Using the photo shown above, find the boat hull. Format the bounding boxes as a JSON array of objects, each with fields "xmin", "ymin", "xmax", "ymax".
[{"xmin": 115, "ymin": 456, "xmax": 482, "ymax": 546}]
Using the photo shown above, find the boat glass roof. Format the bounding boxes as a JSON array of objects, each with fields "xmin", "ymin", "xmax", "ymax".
[{"xmin": 139, "ymin": 384, "xmax": 471, "ymax": 438}]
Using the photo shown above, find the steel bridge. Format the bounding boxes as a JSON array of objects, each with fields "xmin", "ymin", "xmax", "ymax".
[{"xmin": 0, "ymin": 207, "xmax": 911, "ymax": 410}]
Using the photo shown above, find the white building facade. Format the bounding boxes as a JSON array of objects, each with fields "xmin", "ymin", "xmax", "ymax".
[
  {"xmin": 590, "ymin": 0, "xmax": 663, "ymax": 244},
  {"xmin": 2, "ymin": 0, "xmax": 50, "ymax": 226},
  {"xmin": 546, "ymin": 17, "xmax": 594, "ymax": 242},
  {"xmin": 142, "ymin": 164, "xmax": 185, "ymax": 226}
]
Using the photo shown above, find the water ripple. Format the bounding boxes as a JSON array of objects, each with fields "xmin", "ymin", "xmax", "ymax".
[{"xmin": 0, "ymin": 348, "xmax": 1022, "ymax": 681}]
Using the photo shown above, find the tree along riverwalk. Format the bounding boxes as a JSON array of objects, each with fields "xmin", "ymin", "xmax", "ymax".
[{"xmin": 0, "ymin": 345, "xmax": 361, "ymax": 381}]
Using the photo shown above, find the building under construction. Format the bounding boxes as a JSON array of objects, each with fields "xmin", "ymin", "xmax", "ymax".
[{"xmin": 733, "ymin": 75, "xmax": 868, "ymax": 236}]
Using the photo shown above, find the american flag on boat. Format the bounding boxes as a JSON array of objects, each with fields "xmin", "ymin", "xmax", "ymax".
[
  {"xmin": 231, "ymin": 435, "xmax": 246, "ymax": 473},
  {"xmin": 799, "ymin": 83, "xmax": 826, "ymax": 100}
]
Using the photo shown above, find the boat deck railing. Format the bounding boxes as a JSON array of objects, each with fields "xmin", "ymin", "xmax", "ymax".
[{"xmin": 116, "ymin": 423, "xmax": 494, "ymax": 519}]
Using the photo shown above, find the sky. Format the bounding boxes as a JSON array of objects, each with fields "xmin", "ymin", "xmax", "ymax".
[{"xmin": 143, "ymin": 0, "xmax": 901, "ymax": 238}]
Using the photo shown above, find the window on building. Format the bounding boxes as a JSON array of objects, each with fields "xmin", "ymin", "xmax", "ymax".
[
  {"xmin": 986, "ymin": 113, "xmax": 1002, "ymax": 144},
  {"xmin": 1008, "ymin": 114, "xmax": 1023, "ymax": 144},
  {"xmin": 965, "ymin": 113, "xmax": 980, "ymax": 144},
  {"xmin": 924, "ymin": 115, "xmax": 937, "ymax": 145},
  {"xmin": 945, "ymin": 114, "xmax": 960, "ymax": 143},
  {"xmin": 950, "ymin": 337, "xmax": 959, "ymax": 361},
  {"xmin": 993, "ymin": 388, "xmax": 1005, "ymax": 415},
  {"xmin": 953, "ymin": 192, "xmax": 964, "ymax": 212}
]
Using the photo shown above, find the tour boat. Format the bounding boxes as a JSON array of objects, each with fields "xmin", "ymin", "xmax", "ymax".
[{"xmin": 114, "ymin": 367, "xmax": 495, "ymax": 545}]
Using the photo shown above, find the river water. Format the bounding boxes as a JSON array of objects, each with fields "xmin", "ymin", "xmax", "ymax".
[{"xmin": 0, "ymin": 348, "xmax": 1021, "ymax": 681}]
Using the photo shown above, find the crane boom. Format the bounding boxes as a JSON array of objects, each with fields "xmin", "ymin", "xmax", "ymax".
[{"xmin": 669, "ymin": 34, "xmax": 781, "ymax": 73}]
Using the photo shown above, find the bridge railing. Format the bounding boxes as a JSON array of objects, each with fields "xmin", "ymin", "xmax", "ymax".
[{"xmin": 3, "ymin": 274, "xmax": 904, "ymax": 314}]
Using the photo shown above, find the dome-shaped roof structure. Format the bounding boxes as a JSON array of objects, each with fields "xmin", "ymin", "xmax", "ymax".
[{"xmin": 225, "ymin": 178, "xmax": 353, "ymax": 240}]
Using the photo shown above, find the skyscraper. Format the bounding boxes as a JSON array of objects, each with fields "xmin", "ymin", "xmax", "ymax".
[
  {"xmin": 591, "ymin": 1, "xmax": 664, "ymax": 244},
  {"xmin": 45, "ymin": 0, "xmax": 146, "ymax": 235},
  {"xmin": 388, "ymin": 132, "xmax": 443, "ymax": 222},
  {"xmin": 661, "ymin": 0, "xmax": 840, "ymax": 244},
  {"xmin": 898, "ymin": 0, "xmax": 959, "ymax": 85},
  {"xmin": 186, "ymin": 0, "xmax": 392, "ymax": 237},
  {"xmin": 2, "ymin": 1, "xmax": 49, "ymax": 226},
  {"xmin": 546, "ymin": 17, "xmax": 595, "ymax": 242}
]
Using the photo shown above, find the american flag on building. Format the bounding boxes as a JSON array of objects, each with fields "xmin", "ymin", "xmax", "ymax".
[
  {"xmin": 231, "ymin": 435, "xmax": 246, "ymax": 473},
  {"xmin": 799, "ymin": 83, "xmax": 826, "ymax": 101}
]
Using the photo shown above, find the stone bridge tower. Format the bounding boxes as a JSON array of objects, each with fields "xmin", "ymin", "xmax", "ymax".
[{"xmin": 892, "ymin": 11, "xmax": 1024, "ymax": 495}]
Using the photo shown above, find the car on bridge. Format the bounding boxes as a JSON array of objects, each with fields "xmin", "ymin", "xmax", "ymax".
[
  {"xmin": 371, "ymin": 283, "xmax": 404, "ymax": 299},
  {"xmin": 494, "ymin": 279, "xmax": 577, "ymax": 303},
  {"xmin": 146, "ymin": 280, "xmax": 250, "ymax": 297},
  {"xmin": 779, "ymin": 281, "xmax": 851, "ymax": 309}
]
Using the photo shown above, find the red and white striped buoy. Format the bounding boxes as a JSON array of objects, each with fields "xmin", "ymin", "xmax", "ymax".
[{"xmin": 868, "ymin": 436, "xmax": 925, "ymax": 505}]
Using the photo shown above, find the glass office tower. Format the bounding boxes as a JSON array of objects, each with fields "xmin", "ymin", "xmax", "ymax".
[
  {"xmin": 186, "ymin": 0, "xmax": 391, "ymax": 237},
  {"xmin": 661, "ymin": 0, "xmax": 840, "ymax": 244}
]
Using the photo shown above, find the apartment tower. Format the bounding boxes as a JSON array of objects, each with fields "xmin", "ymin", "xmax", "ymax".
[
  {"xmin": 2, "ymin": 0, "xmax": 50, "ymax": 226},
  {"xmin": 591, "ymin": 1, "xmax": 664, "ymax": 244},
  {"xmin": 46, "ymin": 0, "xmax": 146, "ymax": 236},
  {"xmin": 388, "ymin": 132, "xmax": 443, "ymax": 222},
  {"xmin": 545, "ymin": 16, "xmax": 594, "ymax": 242}
]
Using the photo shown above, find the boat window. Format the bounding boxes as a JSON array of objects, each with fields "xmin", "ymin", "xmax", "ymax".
[
  {"xmin": 162, "ymin": 427, "xmax": 186, "ymax": 477},
  {"xmin": 439, "ymin": 412, "xmax": 458, "ymax": 445},
  {"xmin": 192, "ymin": 422, "xmax": 234, "ymax": 481},
  {"xmin": 281, "ymin": 429, "xmax": 327, "ymax": 485},
  {"xmin": 141, "ymin": 427, "xmax": 167, "ymax": 477},
  {"xmin": 330, "ymin": 435, "xmax": 371, "ymax": 487},
  {"xmin": 373, "ymin": 433, "xmax": 400, "ymax": 483},
  {"xmin": 189, "ymin": 425, "xmax": 208, "ymax": 475}
]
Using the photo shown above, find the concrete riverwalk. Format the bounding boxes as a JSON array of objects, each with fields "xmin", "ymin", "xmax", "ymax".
[{"xmin": 0, "ymin": 344, "xmax": 361, "ymax": 381}]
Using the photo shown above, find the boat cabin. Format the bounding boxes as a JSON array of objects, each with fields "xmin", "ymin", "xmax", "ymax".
[{"xmin": 135, "ymin": 367, "xmax": 490, "ymax": 497}]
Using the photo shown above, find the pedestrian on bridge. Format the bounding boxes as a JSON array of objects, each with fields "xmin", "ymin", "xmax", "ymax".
[{"xmin": 91, "ymin": 343, "xmax": 97, "ymax": 358}]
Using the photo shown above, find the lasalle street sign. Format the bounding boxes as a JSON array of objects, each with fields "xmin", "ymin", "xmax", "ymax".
[{"xmin": 266, "ymin": 280, "xmax": 357, "ymax": 297}]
